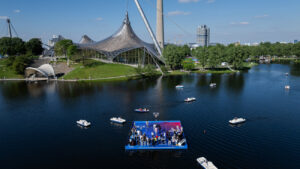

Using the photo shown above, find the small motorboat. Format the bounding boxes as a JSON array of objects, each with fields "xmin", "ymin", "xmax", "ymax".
[
  {"xmin": 285, "ymin": 85, "xmax": 290, "ymax": 90},
  {"xmin": 134, "ymin": 108, "xmax": 150, "ymax": 113},
  {"xmin": 285, "ymin": 73, "xmax": 289, "ymax": 76},
  {"xmin": 176, "ymin": 85, "xmax": 184, "ymax": 89},
  {"xmin": 210, "ymin": 83, "xmax": 217, "ymax": 88},
  {"xmin": 110, "ymin": 117, "xmax": 126, "ymax": 124},
  {"xmin": 197, "ymin": 157, "xmax": 218, "ymax": 169},
  {"xmin": 76, "ymin": 119, "xmax": 91, "ymax": 127},
  {"xmin": 229, "ymin": 117, "xmax": 246, "ymax": 125},
  {"xmin": 184, "ymin": 97, "xmax": 196, "ymax": 102}
]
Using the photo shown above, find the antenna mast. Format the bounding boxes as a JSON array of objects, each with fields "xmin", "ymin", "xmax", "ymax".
[
  {"xmin": 6, "ymin": 18, "xmax": 12, "ymax": 38},
  {"xmin": 134, "ymin": 0, "xmax": 162, "ymax": 57}
]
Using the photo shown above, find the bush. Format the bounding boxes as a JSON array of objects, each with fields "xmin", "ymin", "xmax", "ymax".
[
  {"xmin": 12, "ymin": 55, "xmax": 33, "ymax": 74},
  {"xmin": 181, "ymin": 58, "xmax": 195, "ymax": 71}
]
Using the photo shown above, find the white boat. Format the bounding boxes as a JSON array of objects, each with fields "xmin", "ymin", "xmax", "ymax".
[
  {"xmin": 285, "ymin": 85, "xmax": 290, "ymax": 90},
  {"xmin": 229, "ymin": 117, "xmax": 246, "ymax": 125},
  {"xmin": 184, "ymin": 97, "xmax": 196, "ymax": 102},
  {"xmin": 210, "ymin": 83, "xmax": 217, "ymax": 87},
  {"xmin": 176, "ymin": 85, "xmax": 184, "ymax": 88},
  {"xmin": 197, "ymin": 157, "xmax": 218, "ymax": 169},
  {"xmin": 285, "ymin": 73, "xmax": 289, "ymax": 76},
  {"xmin": 76, "ymin": 119, "xmax": 91, "ymax": 127},
  {"xmin": 110, "ymin": 117, "xmax": 126, "ymax": 124}
]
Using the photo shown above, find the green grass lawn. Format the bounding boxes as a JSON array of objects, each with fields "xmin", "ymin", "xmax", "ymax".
[
  {"xmin": 242, "ymin": 62, "xmax": 258, "ymax": 69},
  {"xmin": 63, "ymin": 60, "xmax": 138, "ymax": 80},
  {"xmin": 0, "ymin": 59, "xmax": 23, "ymax": 79}
]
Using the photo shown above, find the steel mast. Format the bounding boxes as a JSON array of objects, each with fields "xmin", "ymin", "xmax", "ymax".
[
  {"xmin": 134, "ymin": 0, "xmax": 162, "ymax": 57},
  {"xmin": 6, "ymin": 19, "xmax": 12, "ymax": 38}
]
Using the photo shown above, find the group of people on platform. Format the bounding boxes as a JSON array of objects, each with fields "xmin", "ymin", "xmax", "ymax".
[{"xmin": 128, "ymin": 122, "xmax": 185, "ymax": 147}]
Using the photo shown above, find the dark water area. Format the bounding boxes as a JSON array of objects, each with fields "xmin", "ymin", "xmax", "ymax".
[{"xmin": 1, "ymin": 63, "xmax": 300, "ymax": 169}]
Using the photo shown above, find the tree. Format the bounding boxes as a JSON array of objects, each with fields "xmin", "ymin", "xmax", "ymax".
[
  {"xmin": 226, "ymin": 46, "xmax": 248, "ymax": 69},
  {"xmin": 182, "ymin": 45, "xmax": 191, "ymax": 57},
  {"xmin": 181, "ymin": 58, "xmax": 195, "ymax": 71},
  {"xmin": 26, "ymin": 38, "xmax": 43, "ymax": 56},
  {"xmin": 12, "ymin": 55, "xmax": 32, "ymax": 74},
  {"xmin": 163, "ymin": 45, "xmax": 186, "ymax": 70},
  {"xmin": 192, "ymin": 47, "xmax": 208, "ymax": 69},
  {"xmin": 0, "ymin": 37, "xmax": 26, "ymax": 56},
  {"xmin": 293, "ymin": 42, "xmax": 300, "ymax": 57},
  {"xmin": 54, "ymin": 39, "xmax": 73, "ymax": 57},
  {"xmin": 67, "ymin": 45, "xmax": 78, "ymax": 66}
]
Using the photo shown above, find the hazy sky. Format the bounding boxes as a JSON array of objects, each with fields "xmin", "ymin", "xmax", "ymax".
[{"xmin": 0, "ymin": 0, "xmax": 299, "ymax": 44}]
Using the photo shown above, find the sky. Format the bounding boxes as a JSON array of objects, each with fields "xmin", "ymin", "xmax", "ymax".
[{"xmin": 0, "ymin": 0, "xmax": 300, "ymax": 45}]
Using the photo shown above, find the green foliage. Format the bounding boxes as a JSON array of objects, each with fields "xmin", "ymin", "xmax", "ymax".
[
  {"xmin": 135, "ymin": 65, "xmax": 159, "ymax": 76},
  {"xmin": 181, "ymin": 58, "xmax": 195, "ymax": 71},
  {"xmin": 293, "ymin": 42, "xmax": 300, "ymax": 57},
  {"xmin": 143, "ymin": 65, "xmax": 157, "ymax": 76},
  {"xmin": 0, "ymin": 37, "xmax": 26, "ymax": 56},
  {"xmin": 163, "ymin": 45, "xmax": 190, "ymax": 70},
  {"xmin": 25, "ymin": 38, "xmax": 43, "ymax": 55},
  {"xmin": 192, "ymin": 46, "xmax": 208, "ymax": 68},
  {"xmin": 54, "ymin": 39, "xmax": 73, "ymax": 57},
  {"xmin": 67, "ymin": 45, "xmax": 78, "ymax": 58},
  {"xmin": 12, "ymin": 55, "xmax": 33, "ymax": 74}
]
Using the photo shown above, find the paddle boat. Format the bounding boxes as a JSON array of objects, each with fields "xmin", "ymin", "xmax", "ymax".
[
  {"xmin": 110, "ymin": 117, "xmax": 126, "ymax": 124},
  {"xmin": 210, "ymin": 83, "xmax": 217, "ymax": 88},
  {"xmin": 134, "ymin": 108, "xmax": 150, "ymax": 113},
  {"xmin": 197, "ymin": 157, "xmax": 218, "ymax": 169},
  {"xmin": 229, "ymin": 117, "xmax": 246, "ymax": 125},
  {"xmin": 176, "ymin": 85, "xmax": 184, "ymax": 89},
  {"xmin": 184, "ymin": 97, "xmax": 196, "ymax": 102},
  {"xmin": 285, "ymin": 85, "xmax": 290, "ymax": 90},
  {"xmin": 76, "ymin": 119, "xmax": 91, "ymax": 127}
]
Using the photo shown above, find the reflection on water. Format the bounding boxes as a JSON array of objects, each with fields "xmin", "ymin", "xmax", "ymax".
[
  {"xmin": 225, "ymin": 73, "xmax": 245, "ymax": 93},
  {"xmin": 291, "ymin": 63, "xmax": 300, "ymax": 76},
  {"xmin": 1, "ymin": 63, "xmax": 300, "ymax": 169}
]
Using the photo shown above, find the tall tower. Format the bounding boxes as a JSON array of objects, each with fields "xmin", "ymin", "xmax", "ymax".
[
  {"xmin": 156, "ymin": 0, "xmax": 164, "ymax": 49},
  {"xmin": 197, "ymin": 25, "xmax": 210, "ymax": 47}
]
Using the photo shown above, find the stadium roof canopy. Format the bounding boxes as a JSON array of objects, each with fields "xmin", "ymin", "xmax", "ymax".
[{"xmin": 77, "ymin": 13, "xmax": 162, "ymax": 62}]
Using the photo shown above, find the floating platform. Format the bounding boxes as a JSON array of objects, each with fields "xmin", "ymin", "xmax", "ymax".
[{"xmin": 125, "ymin": 121, "xmax": 188, "ymax": 150}]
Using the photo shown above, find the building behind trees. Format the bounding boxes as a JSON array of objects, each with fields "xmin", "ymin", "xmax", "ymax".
[{"xmin": 197, "ymin": 25, "xmax": 210, "ymax": 47}]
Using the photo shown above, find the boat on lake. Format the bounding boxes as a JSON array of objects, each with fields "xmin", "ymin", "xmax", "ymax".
[
  {"xmin": 77, "ymin": 119, "xmax": 91, "ymax": 127},
  {"xmin": 184, "ymin": 97, "xmax": 196, "ymax": 102},
  {"xmin": 229, "ymin": 117, "xmax": 246, "ymax": 125},
  {"xmin": 110, "ymin": 117, "xmax": 126, "ymax": 124},
  {"xmin": 285, "ymin": 73, "xmax": 289, "ymax": 76},
  {"xmin": 196, "ymin": 157, "xmax": 218, "ymax": 169},
  {"xmin": 210, "ymin": 83, "xmax": 217, "ymax": 87},
  {"xmin": 285, "ymin": 85, "xmax": 290, "ymax": 90},
  {"xmin": 134, "ymin": 108, "xmax": 150, "ymax": 112},
  {"xmin": 176, "ymin": 85, "xmax": 184, "ymax": 89}
]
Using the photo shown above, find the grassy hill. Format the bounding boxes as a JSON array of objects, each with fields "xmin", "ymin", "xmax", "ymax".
[
  {"xmin": 0, "ymin": 59, "xmax": 23, "ymax": 79},
  {"xmin": 63, "ymin": 60, "xmax": 138, "ymax": 80}
]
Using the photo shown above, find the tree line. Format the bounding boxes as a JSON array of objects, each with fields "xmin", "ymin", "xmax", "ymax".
[
  {"xmin": 163, "ymin": 42, "xmax": 300, "ymax": 70},
  {"xmin": 0, "ymin": 37, "xmax": 43, "ymax": 74}
]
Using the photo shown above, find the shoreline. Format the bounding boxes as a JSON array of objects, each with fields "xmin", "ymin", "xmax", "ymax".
[{"xmin": 0, "ymin": 70, "xmax": 242, "ymax": 82}]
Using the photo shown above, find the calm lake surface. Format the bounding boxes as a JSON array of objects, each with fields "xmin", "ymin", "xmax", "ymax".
[{"xmin": 1, "ymin": 63, "xmax": 300, "ymax": 169}]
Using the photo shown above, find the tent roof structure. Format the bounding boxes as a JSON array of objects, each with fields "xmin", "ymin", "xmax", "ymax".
[
  {"xmin": 25, "ymin": 64, "xmax": 55, "ymax": 77},
  {"xmin": 78, "ymin": 13, "xmax": 162, "ymax": 62},
  {"xmin": 79, "ymin": 35, "xmax": 94, "ymax": 44}
]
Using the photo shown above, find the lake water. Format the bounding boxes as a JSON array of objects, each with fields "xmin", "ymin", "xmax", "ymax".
[{"xmin": 1, "ymin": 63, "xmax": 300, "ymax": 169}]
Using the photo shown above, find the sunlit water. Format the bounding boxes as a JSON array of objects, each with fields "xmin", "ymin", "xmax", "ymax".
[{"xmin": 1, "ymin": 63, "xmax": 300, "ymax": 169}]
